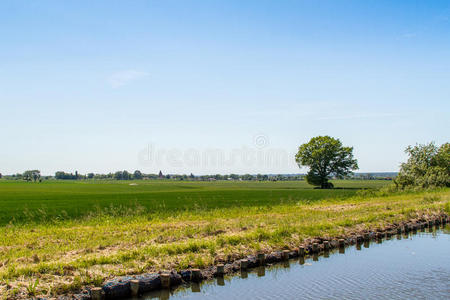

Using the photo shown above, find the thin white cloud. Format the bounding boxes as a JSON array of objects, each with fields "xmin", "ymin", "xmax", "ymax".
[
  {"xmin": 108, "ymin": 70, "xmax": 149, "ymax": 88},
  {"xmin": 401, "ymin": 32, "xmax": 417, "ymax": 39}
]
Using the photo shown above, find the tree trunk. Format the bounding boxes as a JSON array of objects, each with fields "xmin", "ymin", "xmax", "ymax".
[{"xmin": 321, "ymin": 178, "xmax": 327, "ymax": 189}]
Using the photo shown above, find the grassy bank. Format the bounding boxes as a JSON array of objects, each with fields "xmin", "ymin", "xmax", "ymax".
[{"xmin": 0, "ymin": 180, "xmax": 448, "ymax": 298}]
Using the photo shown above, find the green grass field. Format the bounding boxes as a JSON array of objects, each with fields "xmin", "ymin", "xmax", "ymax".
[
  {"xmin": 0, "ymin": 179, "xmax": 388, "ymax": 225},
  {"xmin": 1, "ymin": 179, "xmax": 448, "ymax": 299}
]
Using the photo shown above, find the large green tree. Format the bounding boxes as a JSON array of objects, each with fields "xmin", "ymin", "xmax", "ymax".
[{"xmin": 295, "ymin": 136, "xmax": 358, "ymax": 188}]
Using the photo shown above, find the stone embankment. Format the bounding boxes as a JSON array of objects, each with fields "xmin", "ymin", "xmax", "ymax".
[{"xmin": 61, "ymin": 213, "xmax": 449, "ymax": 300}]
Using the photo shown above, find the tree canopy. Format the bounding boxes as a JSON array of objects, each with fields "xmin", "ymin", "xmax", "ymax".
[
  {"xmin": 133, "ymin": 170, "xmax": 143, "ymax": 180},
  {"xmin": 295, "ymin": 136, "xmax": 358, "ymax": 188},
  {"xmin": 395, "ymin": 142, "xmax": 449, "ymax": 189},
  {"xmin": 23, "ymin": 170, "xmax": 41, "ymax": 182}
]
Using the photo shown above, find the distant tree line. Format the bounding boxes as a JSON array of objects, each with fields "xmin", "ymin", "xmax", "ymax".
[
  {"xmin": 55, "ymin": 171, "xmax": 80, "ymax": 180},
  {"xmin": 51, "ymin": 171, "xmax": 306, "ymax": 181},
  {"xmin": 1, "ymin": 170, "xmax": 43, "ymax": 182},
  {"xmin": 0, "ymin": 170, "xmax": 395, "ymax": 182},
  {"xmin": 0, "ymin": 170, "xmax": 307, "ymax": 182},
  {"xmin": 2, "ymin": 139, "xmax": 446, "ymax": 188}
]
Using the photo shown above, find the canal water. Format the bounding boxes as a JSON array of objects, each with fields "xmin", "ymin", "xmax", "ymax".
[{"xmin": 139, "ymin": 225, "xmax": 450, "ymax": 299}]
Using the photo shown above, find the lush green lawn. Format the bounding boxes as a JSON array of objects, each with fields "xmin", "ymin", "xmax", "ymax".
[{"xmin": 0, "ymin": 179, "xmax": 389, "ymax": 225}]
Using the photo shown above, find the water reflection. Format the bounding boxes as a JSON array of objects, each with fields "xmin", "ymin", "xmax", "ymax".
[
  {"xmin": 216, "ymin": 276, "xmax": 225, "ymax": 286},
  {"xmin": 299, "ymin": 257, "xmax": 305, "ymax": 265},
  {"xmin": 257, "ymin": 266, "xmax": 265, "ymax": 277},
  {"xmin": 135, "ymin": 225, "xmax": 449, "ymax": 300},
  {"xmin": 190, "ymin": 282, "xmax": 200, "ymax": 293},
  {"xmin": 160, "ymin": 289, "xmax": 169, "ymax": 300},
  {"xmin": 240, "ymin": 271, "xmax": 248, "ymax": 279}
]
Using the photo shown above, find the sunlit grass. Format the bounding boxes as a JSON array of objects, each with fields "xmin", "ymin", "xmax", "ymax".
[
  {"xmin": 0, "ymin": 179, "xmax": 389, "ymax": 225},
  {"xmin": 0, "ymin": 180, "xmax": 447, "ymax": 298}
]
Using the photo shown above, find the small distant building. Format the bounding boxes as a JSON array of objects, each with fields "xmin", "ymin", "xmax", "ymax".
[{"xmin": 159, "ymin": 170, "xmax": 163, "ymax": 179}]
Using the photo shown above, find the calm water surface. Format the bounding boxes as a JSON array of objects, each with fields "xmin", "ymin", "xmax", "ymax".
[{"xmin": 139, "ymin": 225, "xmax": 450, "ymax": 299}]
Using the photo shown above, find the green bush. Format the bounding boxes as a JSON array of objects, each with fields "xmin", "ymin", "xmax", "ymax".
[{"xmin": 395, "ymin": 142, "xmax": 449, "ymax": 189}]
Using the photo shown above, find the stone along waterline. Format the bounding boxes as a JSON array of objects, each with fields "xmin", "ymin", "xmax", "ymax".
[{"xmin": 136, "ymin": 224, "xmax": 450, "ymax": 300}]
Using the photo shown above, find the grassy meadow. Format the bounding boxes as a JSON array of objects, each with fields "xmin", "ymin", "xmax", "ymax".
[
  {"xmin": 0, "ymin": 179, "xmax": 388, "ymax": 225},
  {"xmin": 0, "ymin": 179, "xmax": 448, "ymax": 298}
]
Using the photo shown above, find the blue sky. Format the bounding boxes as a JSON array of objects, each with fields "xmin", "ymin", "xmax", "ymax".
[{"xmin": 1, "ymin": 0, "xmax": 449, "ymax": 175}]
